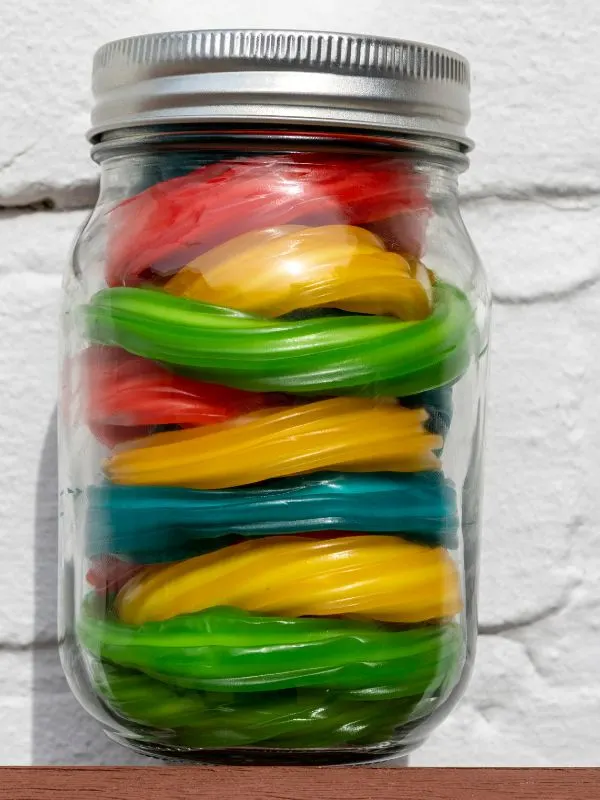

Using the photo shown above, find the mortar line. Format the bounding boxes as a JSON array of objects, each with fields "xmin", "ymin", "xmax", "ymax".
[{"xmin": 2, "ymin": 184, "xmax": 600, "ymax": 216}]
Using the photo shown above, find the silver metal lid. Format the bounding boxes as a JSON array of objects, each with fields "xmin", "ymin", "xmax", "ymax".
[{"xmin": 90, "ymin": 29, "xmax": 472, "ymax": 149}]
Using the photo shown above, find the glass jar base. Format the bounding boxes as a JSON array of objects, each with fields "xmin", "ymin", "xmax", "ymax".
[{"xmin": 105, "ymin": 730, "xmax": 417, "ymax": 766}]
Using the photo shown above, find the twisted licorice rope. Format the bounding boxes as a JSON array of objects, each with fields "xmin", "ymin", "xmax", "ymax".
[
  {"xmin": 85, "ymin": 472, "xmax": 459, "ymax": 563},
  {"xmin": 104, "ymin": 398, "xmax": 441, "ymax": 490},
  {"xmin": 93, "ymin": 661, "xmax": 435, "ymax": 748},
  {"xmin": 114, "ymin": 535, "xmax": 461, "ymax": 626},
  {"xmin": 79, "ymin": 601, "xmax": 462, "ymax": 695},
  {"xmin": 106, "ymin": 154, "xmax": 429, "ymax": 286},
  {"xmin": 164, "ymin": 224, "xmax": 432, "ymax": 320},
  {"xmin": 79, "ymin": 345, "xmax": 283, "ymax": 446},
  {"xmin": 84, "ymin": 282, "xmax": 474, "ymax": 397}
]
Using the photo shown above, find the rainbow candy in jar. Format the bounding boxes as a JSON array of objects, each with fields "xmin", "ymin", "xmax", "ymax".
[{"xmin": 59, "ymin": 44, "xmax": 488, "ymax": 762}]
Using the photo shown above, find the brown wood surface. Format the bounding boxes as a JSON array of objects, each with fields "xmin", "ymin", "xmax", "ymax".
[{"xmin": 0, "ymin": 767, "xmax": 598, "ymax": 799}]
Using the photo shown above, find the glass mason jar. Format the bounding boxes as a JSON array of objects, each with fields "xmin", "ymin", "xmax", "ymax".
[{"xmin": 59, "ymin": 29, "xmax": 490, "ymax": 765}]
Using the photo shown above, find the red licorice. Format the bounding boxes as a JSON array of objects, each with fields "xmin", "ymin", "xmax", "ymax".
[
  {"xmin": 86, "ymin": 555, "xmax": 143, "ymax": 596},
  {"xmin": 106, "ymin": 155, "xmax": 430, "ymax": 287},
  {"xmin": 81, "ymin": 346, "xmax": 283, "ymax": 446}
]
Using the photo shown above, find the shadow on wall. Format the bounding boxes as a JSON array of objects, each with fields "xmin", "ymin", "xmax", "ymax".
[
  {"xmin": 32, "ymin": 410, "xmax": 150, "ymax": 766},
  {"xmin": 32, "ymin": 411, "xmax": 409, "ymax": 766}
]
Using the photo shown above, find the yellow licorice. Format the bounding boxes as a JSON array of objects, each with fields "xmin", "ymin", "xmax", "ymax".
[
  {"xmin": 164, "ymin": 225, "xmax": 432, "ymax": 319},
  {"xmin": 105, "ymin": 398, "xmax": 442, "ymax": 489},
  {"xmin": 116, "ymin": 535, "xmax": 462, "ymax": 625}
]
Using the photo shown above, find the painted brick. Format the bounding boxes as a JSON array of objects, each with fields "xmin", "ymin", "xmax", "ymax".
[{"xmin": 1, "ymin": 1, "xmax": 600, "ymax": 205}]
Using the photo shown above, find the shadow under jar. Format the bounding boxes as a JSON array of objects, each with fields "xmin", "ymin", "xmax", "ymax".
[{"xmin": 58, "ymin": 28, "xmax": 490, "ymax": 766}]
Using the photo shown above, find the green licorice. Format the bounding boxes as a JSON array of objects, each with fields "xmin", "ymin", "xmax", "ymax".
[
  {"xmin": 79, "ymin": 601, "xmax": 463, "ymax": 696},
  {"xmin": 83, "ymin": 282, "xmax": 474, "ymax": 397},
  {"xmin": 93, "ymin": 661, "xmax": 425, "ymax": 748}
]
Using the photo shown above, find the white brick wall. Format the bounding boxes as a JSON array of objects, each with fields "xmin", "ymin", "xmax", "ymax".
[{"xmin": 1, "ymin": 0, "xmax": 599, "ymax": 766}]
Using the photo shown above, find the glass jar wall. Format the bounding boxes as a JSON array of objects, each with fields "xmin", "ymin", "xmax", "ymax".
[{"xmin": 59, "ymin": 129, "xmax": 489, "ymax": 764}]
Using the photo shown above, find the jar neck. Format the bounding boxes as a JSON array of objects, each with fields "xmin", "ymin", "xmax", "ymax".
[{"xmin": 94, "ymin": 124, "xmax": 465, "ymax": 206}]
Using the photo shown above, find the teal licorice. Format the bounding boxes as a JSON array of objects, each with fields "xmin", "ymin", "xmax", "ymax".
[
  {"xmin": 401, "ymin": 385, "xmax": 454, "ymax": 438},
  {"xmin": 85, "ymin": 472, "xmax": 459, "ymax": 562},
  {"xmin": 83, "ymin": 282, "xmax": 474, "ymax": 397}
]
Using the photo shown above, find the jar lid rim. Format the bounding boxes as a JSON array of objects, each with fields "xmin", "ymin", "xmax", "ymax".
[{"xmin": 89, "ymin": 28, "xmax": 473, "ymax": 149}]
